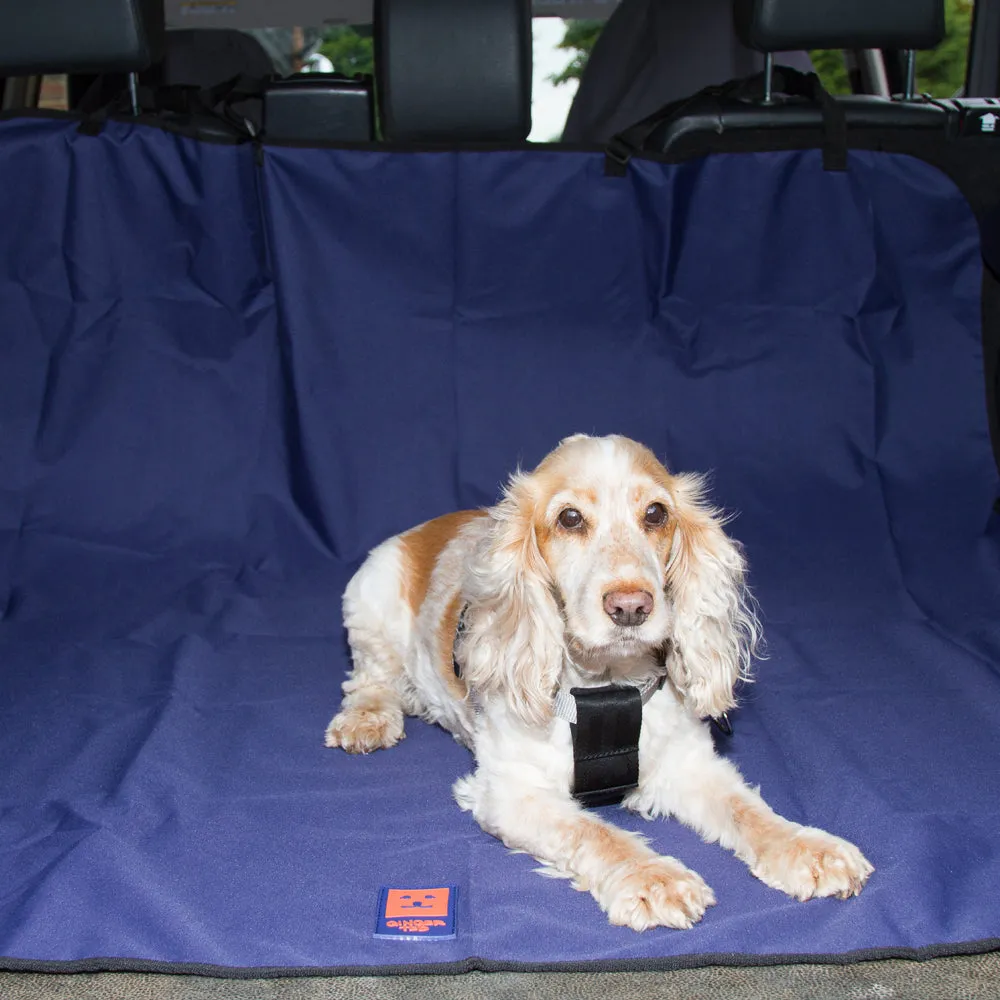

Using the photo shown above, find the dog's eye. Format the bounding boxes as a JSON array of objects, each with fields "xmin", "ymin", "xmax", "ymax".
[
  {"xmin": 557, "ymin": 508, "xmax": 584, "ymax": 530},
  {"xmin": 644, "ymin": 502, "xmax": 668, "ymax": 526}
]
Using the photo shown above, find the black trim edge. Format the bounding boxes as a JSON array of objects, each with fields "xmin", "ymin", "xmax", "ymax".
[{"xmin": 1, "ymin": 937, "xmax": 998, "ymax": 979}]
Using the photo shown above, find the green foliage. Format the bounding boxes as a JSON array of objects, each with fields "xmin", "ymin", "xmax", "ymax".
[
  {"xmin": 810, "ymin": 49, "xmax": 851, "ymax": 95},
  {"xmin": 551, "ymin": 19, "xmax": 603, "ymax": 86},
  {"xmin": 319, "ymin": 25, "xmax": 374, "ymax": 77},
  {"xmin": 812, "ymin": 0, "xmax": 974, "ymax": 97},
  {"xmin": 917, "ymin": 0, "xmax": 974, "ymax": 96}
]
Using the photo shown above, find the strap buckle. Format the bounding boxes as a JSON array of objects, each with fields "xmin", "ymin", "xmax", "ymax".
[{"xmin": 603, "ymin": 135, "xmax": 635, "ymax": 177}]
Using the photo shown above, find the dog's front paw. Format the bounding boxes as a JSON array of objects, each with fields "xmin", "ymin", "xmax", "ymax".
[
  {"xmin": 324, "ymin": 706, "xmax": 404, "ymax": 753},
  {"xmin": 751, "ymin": 825, "xmax": 873, "ymax": 901},
  {"xmin": 599, "ymin": 858, "xmax": 716, "ymax": 931}
]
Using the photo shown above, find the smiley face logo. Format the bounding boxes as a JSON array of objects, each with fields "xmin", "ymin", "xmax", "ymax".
[{"xmin": 384, "ymin": 887, "xmax": 451, "ymax": 918}]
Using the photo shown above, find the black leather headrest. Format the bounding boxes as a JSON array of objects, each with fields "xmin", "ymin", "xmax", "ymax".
[
  {"xmin": 375, "ymin": 0, "xmax": 532, "ymax": 142},
  {"xmin": 160, "ymin": 29, "xmax": 274, "ymax": 87},
  {"xmin": 0, "ymin": 0, "xmax": 165, "ymax": 75},
  {"xmin": 734, "ymin": 0, "xmax": 945, "ymax": 53}
]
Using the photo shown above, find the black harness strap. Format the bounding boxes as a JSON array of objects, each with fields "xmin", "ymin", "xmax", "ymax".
[
  {"xmin": 453, "ymin": 603, "xmax": 470, "ymax": 678},
  {"xmin": 569, "ymin": 685, "xmax": 643, "ymax": 807}
]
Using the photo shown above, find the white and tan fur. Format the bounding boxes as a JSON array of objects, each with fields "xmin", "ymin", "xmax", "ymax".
[{"xmin": 326, "ymin": 434, "xmax": 872, "ymax": 931}]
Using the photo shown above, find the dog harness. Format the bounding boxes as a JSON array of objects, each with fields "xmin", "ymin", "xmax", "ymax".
[
  {"xmin": 454, "ymin": 605, "xmax": 729, "ymax": 807},
  {"xmin": 556, "ymin": 679, "xmax": 663, "ymax": 807}
]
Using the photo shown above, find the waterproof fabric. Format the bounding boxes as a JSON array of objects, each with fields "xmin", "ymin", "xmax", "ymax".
[{"xmin": 0, "ymin": 117, "xmax": 999, "ymax": 973}]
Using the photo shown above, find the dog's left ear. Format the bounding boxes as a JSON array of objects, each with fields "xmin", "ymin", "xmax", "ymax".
[{"xmin": 665, "ymin": 473, "xmax": 761, "ymax": 718}]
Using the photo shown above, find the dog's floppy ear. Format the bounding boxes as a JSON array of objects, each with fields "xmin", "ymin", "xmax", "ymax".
[
  {"xmin": 665, "ymin": 473, "xmax": 761, "ymax": 719},
  {"xmin": 460, "ymin": 471, "xmax": 566, "ymax": 728}
]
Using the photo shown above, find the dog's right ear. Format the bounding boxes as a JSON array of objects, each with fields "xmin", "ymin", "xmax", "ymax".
[{"xmin": 460, "ymin": 472, "xmax": 566, "ymax": 728}]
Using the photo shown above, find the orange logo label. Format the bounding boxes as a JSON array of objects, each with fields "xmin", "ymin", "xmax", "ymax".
[{"xmin": 384, "ymin": 887, "xmax": 451, "ymax": 919}]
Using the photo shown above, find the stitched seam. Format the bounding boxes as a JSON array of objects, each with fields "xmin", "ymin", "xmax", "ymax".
[{"xmin": 576, "ymin": 748, "xmax": 639, "ymax": 762}]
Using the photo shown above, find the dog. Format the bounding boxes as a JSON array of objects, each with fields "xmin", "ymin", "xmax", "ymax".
[{"xmin": 325, "ymin": 433, "xmax": 873, "ymax": 931}]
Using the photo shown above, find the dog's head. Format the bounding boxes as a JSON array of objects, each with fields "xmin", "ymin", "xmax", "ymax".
[{"xmin": 462, "ymin": 434, "xmax": 760, "ymax": 726}]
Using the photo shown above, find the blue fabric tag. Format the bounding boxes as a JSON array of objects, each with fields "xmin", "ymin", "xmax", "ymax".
[{"xmin": 374, "ymin": 886, "xmax": 458, "ymax": 940}]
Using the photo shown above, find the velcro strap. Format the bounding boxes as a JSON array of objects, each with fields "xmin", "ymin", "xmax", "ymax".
[{"xmin": 569, "ymin": 684, "xmax": 643, "ymax": 807}]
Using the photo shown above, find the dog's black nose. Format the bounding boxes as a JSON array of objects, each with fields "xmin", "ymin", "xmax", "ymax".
[{"xmin": 603, "ymin": 589, "xmax": 653, "ymax": 627}]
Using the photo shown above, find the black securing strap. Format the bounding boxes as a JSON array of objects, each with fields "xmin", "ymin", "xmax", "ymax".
[
  {"xmin": 798, "ymin": 69, "xmax": 848, "ymax": 172},
  {"xmin": 712, "ymin": 712, "xmax": 733, "ymax": 736},
  {"xmin": 453, "ymin": 602, "xmax": 470, "ymax": 678},
  {"xmin": 569, "ymin": 684, "xmax": 643, "ymax": 807}
]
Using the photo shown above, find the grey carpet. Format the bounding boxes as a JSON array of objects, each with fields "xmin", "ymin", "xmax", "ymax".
[{"xmin": 4, "ymin": 953, "xmax": 1000, "ymax": 1000}]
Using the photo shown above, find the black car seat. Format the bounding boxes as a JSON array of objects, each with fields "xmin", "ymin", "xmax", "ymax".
[
  {"xmin": 374, "ymin": 0, "xmax": 531, "ymax": 141},
  {"xmin": 562, "ymin": 0, "xmax": 814, "ymax": 144}
]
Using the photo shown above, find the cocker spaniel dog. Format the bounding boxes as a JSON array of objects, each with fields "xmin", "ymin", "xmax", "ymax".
[{"xmin": 326, "ymin": 434, "xmax": 872, "ymax": 931}]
